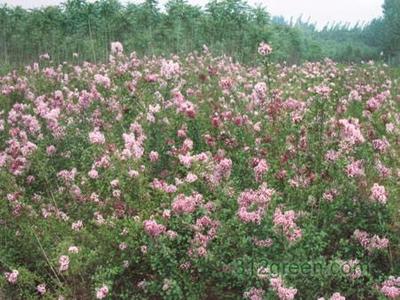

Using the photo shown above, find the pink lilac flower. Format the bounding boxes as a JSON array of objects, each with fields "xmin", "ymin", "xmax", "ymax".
[
  {"xmin": 254, "ymin": 82, "xmax": 267, "ymax": 99},
  {"xmin": 243, "ymin": 287, "xmax": 265, "ymax": 300},
  {"xmin": 70, "ymin": 185, "xmax": 82, "ymax": 200},
  {"xmin": 181, "ymin": 138, "xmax": 193, "ymax": 152},
  {"xmin": 273, "ymin": 208, "xmax": 302, "ymax": 242},
  {"xmin": 88, "ymin": 169, "xmax": 99, "ymax": 179},
  {"xmin": 177, "ymin": 127, "xmax": 187, "ymax": 137},
  {"xmin": 149, "ymin": 151, "xmax": 159, "ymax": 162},
  {"xmin": 119, "ymin": 242, "xmax": 127, "ymax": 250},
  {"xmin": 94, "ymin": 74, "xmax": 111, "ymax": 89},
  {"xmin": 386, "ymin": 123, "xmax": 395, "ymax": 133},
  {"xmin": 237, "ymin": 183, "xmax": 275, "ymax": 224},
  {"xmin": 112, "ymin": 189, "xmax": 121, "ymax": 198},
  {"xmin": 256, "ymin": 266, "xmax": 270, "ymax": 280},
  {"xmin": 349, "ymin": 90, "xmax": 362, "ymax": 102},
  {"xmin": 94, "ymin": 212, "xmax": 105, "ymax": 225},
  {"xmin": 128, "ymin": 169, "xmax": 139, "ymax": 178},
  {"xmin": 353, "ymin": 229, "xmax": 389, "ymax": 251},
  {"xmin": 122, "ymin": 123, "xmax": 146, "ymax": 160},
  {"xmin": 375, "ymin": 160, "xmax": 391, "ymax": 178},
  {"xmin": 26, "ymin": 175, "xmax": 35, "ymax": 184},
  {"xmin": 4, "ymin": 270, "xmax": 19, "ymax": 284},
  {"xmin": 68, "ymin": 246, "xmax": 79, "ymax": 253},
  {"xmin": 253, "ymin": 158, "xmax": 269, "ymax": 182},
  {"xmin": 338, "ymin": 118, "xmax": 365, "ymax": 146},
  {"xmin": 180, "ymin": 261, "xmax": 191, "ymax": 270},
  {"xmin": 366, "ymin": 91, "xmax": 389, "ymax": 112},
  {"xmin": 253, "ymin": 237, "xmax": 273, "ymax": 248},
  {"xmin": 322, "ymin": 188, "xmax": 338, "ymax": 202},
  {"xmin": 21, "ymin": 114, "xmax": 40, "ymax": 133},
  {"xmin": 143, "ymin": 220, "xmax": 166, "ymax": 237},
  {"xmin": 162, "ymin": 278, "xmax": 173, "ymax": 291},
  {"xmin": 145, "ymin": 74, "xmax": 159, "ymax": 82},
  {"xmin": 151, "ymin": 178, "xmax": 177, "ymax": 193},
  {"xmin": 179, "ymin": 153, "xmax": 193, "ymax": 168},
  {"xmin": 72, "ymin": 220, "xmax": 83, "ymax": 231},
  {"xmin": 171, "ymin": 91, "xmax": 197, "ymax": 118},
  {"xmin": 59, "ymin": 255, "xmax": 70, "ymax": 272},
  {"xmin": 166, "ymin": 230, "xmax": 178, "ymax": 239},
  {"xmin": 329, "ymin": 292, "xmax": 346, "ymax": 300},
  {"xmin": 39, "ymin": 53, "xmax": 50, "ymax": 60},
  {"xmin": 93, "ymin": 155, "xmax": 111, "ymax": 169},
  {"xmin": 96, "ymin": 284, "xmax": 109, "ymax": 299},
  {"xmin": 57, "ymin": 168, "xmax": 77, "ymax": 184},
  {"xmin": 209, "ymin": 158, "xmax": 232, "ymax": 186},
  {"xmin": 0, "ymin": 117, "xmax": 5, "ymax": 132},
  {"xmin": 283, "ymin": 98, "xmax": 305, "ymax": 111},
  {"xmin": 188, "ymin": 216, "xmax": 219, "ymax": 257},
  {"xmin": 172, "ymin": 192, "xmax": 203, "ymax": 214},
  {"xmin": 161, "ymin": 60, "xmax": 180, "ymax": 79},
  {"xmin": 111, "ymin": 41, "xmax": 123, "ymax": 54},
  {"xmin": 370, "ymin": 183, "xmax": 388, "ymax": 204},
  {"xmin": 122, "ymin": 260, "xmax": 129, "ymax": 268},
  {"xmin": 380, "ymin": 276, "xmax": 400, "ymax": 299},
  {"xmin": 162, "ymin": 209, "xmax": 171, "ymax": 219},
  {"xmin": 315, "ymin": 84, "xmax": 332, "ymax": 97},
  {"xmin": 219, "ymin": 77, "xmax": 234, "ymax": 92},
  {"xmin": 346, "ymin": 160, "xmax": 364, "ymax": 178},
  {"xmin": 270, "ymin": 276, "xmax": 298, "ymax": 300},
  {"xmin": 325, "ymin": 150, "xmax": 340, "ymax": 162},
  {"xmin": 137, "ymin": 280, "xmax": 148, "ymax": 290},
  {"xmin": 340, "ymin": 259, "xmax": 362, "ymax": 280},
  {"xmin": 37, "ymin": 283, "xmax": 46, "ymax": 295},
  {"xmin": 258, "ymin": 41, "xmax": 272, "ymax": 56},
  {"xmin": 110, "ymin": 179, "xmax": 119, "ymax": 188},
  {"xmin": 253, "ymin": 122, "xmax": 262, "ymax": 132},
  {"xmin": 89, "ymin": 192, "xmax": 100, "ymax": 203},
  {"xmin": 89, "ymin": 128, "xmax": 105, "ymax": 145},
  {"xmin": 185, "ymin": 172, "xmax": 198, "ymax": 183},
  {"xmin": 372, "ymin": 138, "xmax": 390, "ymax": 153},
  {"xmin": 195, "ymin": 246, "xmax": 208, "ymax": 257}
]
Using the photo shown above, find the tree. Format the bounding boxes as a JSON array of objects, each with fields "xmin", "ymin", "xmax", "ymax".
[{"xmin": 382, "ymin": 0, "xmax": 400, "ymax": 62}]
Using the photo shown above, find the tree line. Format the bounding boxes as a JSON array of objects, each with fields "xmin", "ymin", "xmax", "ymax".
[{"xmin": 0, "ymin": 0, "xmax": 399, "ymax": 69}]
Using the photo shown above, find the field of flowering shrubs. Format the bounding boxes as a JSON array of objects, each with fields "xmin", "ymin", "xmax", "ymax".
[{"xmin": 1, "ymin": 42, "xmax": 400, "ymax": 299}]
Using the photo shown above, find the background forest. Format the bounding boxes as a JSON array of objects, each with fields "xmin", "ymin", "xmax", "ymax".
[{"xmin": 0, "ymin": 0, "xmax": 400, "ymax": 70}]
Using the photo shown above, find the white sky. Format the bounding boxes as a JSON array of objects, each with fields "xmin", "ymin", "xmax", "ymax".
[{"xmin": 1, "ymin": 0, "xmax": 384, "ymax": 29}]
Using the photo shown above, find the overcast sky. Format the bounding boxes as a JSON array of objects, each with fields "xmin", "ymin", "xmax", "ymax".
[{"xmin": 1, "ymin": 0, "xmax": 384, "ymax": 29}]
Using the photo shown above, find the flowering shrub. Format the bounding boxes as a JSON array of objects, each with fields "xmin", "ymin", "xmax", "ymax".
[{"xmin": 0, "ymin": 42, "xmax": 400, "ymax": 299}]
